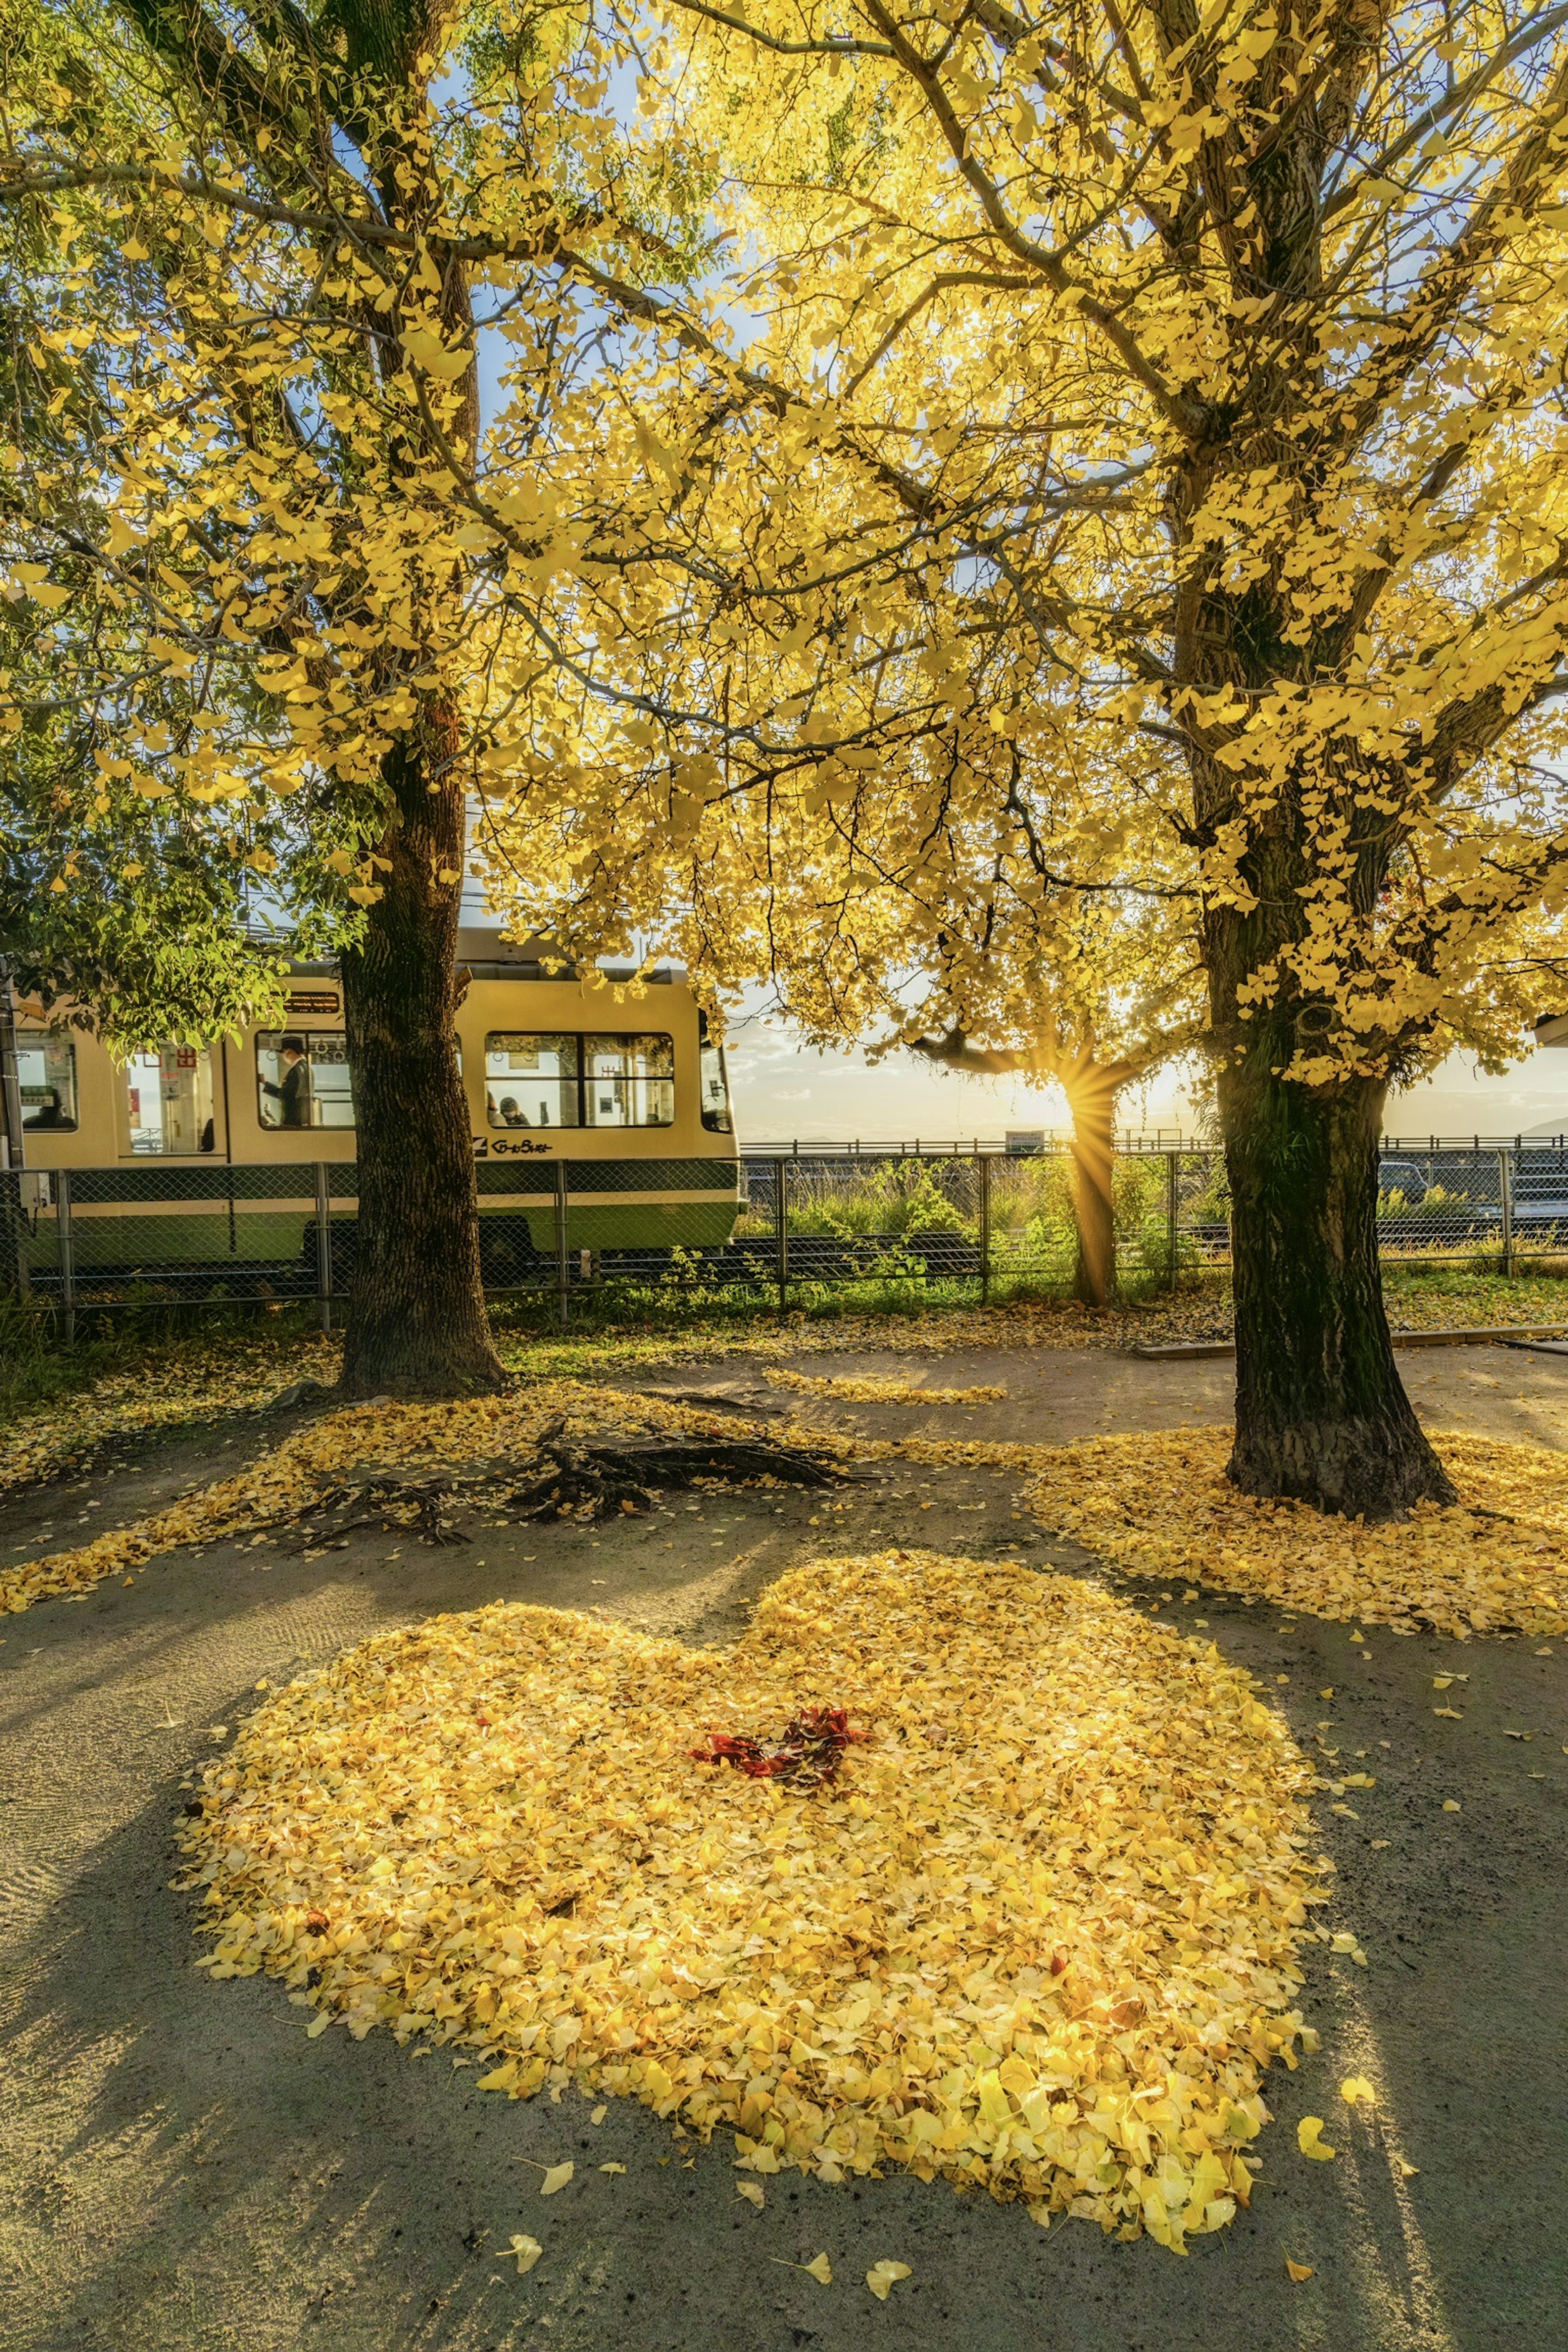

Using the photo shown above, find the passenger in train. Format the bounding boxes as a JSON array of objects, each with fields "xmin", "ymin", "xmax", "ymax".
[
  {"xmin": 24, "ymin": 1087, "xmax": 73, "ymax": 1130},
  {"xmin": 261, "ymin": 1037, "xmax": 309, "ymax": 1128},
  {"xmin": 494, "ymin": 1095, "xmax": 531, "ymax": 1127}
]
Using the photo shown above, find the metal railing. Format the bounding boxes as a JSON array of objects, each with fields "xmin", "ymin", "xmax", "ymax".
[{"xmin": 4, "ymin": 1139, "xmax": 1566, "ymax": 1336}]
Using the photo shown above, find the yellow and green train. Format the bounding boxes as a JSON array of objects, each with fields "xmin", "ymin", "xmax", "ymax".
[{"xmin": 2, "ymin": 931, "xmax": 743, "ymax": 1297}]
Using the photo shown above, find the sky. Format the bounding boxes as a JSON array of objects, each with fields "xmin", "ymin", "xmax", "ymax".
[{"xmin": 721, "ymin": 996, "xmax": 1568, "ymax": 1148}]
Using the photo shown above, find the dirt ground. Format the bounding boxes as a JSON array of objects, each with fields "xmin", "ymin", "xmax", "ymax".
[{"xmin": 1, "ymin": 1338, "xmax": 1565, "ymax": 2352}]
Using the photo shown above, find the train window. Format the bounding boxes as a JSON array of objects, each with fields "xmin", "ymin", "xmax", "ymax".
[
  {"xmin": 17, "ymin": 1033, "xmax": 78, "ymax": 1131},
  {"xmin": 486, "ymin": 1033, "xmax": 579, "ymax": 1128},
  {"xmin": 698, "ymin": 1012, "xmax": 732, "ymax": 1134},
  {"xmin": 256, "ymin": 1032, "xmax": 355, "ymax": 1130},
  {"xmin": 584, "ymin": 1033, "xmax": 674, "ymax": 1128},
  {"xmin": 125, "ymin": 1045, "xmax": 215, "ymax": 1155}
]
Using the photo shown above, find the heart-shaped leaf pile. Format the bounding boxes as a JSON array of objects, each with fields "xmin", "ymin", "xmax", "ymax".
[{"xmin": 180, "ymin": 1549, "xmax": 1319, "ymax": 2253}]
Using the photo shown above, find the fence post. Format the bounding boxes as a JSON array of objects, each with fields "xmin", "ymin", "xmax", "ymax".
[
  {"xmin": 775, "ymin": 1155, "xmax": 789, "ymax": 1316},
  {"xmin": 1499, "ymin": 1146, "xmax": 1514, "ymax": 1278},
  {"xmin": 0, "ymin": 1165, "xmax": 28, "ymax": 1303},
  {"xmin": 979, "ymin": 1150, "xmax": 991, "ymax": 1306},
  {"xmin": 57, "ymin": 1166, "xmax": 76, "ymax": 1347},
  {"xmin": 1166, "ymin": 1149, "xmax": 1179, "ymax": 1292},
  {"xmin": 554, "ymin": 1160, "xmax": 570, "ymax": 1329},
  {"xmin": 314, "ymin": 1162, "xmax": 332, "ymax": 1334}
]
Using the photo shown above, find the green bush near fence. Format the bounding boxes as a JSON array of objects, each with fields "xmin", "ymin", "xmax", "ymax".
[{"xmin": 711, "ymin": 1150, "xmax": 1222, "ymax": 1304}]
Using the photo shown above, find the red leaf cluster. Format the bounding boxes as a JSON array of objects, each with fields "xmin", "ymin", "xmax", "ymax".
[{"xmin": 690, "ymin": 1705, "xmax": 864, "ymax": 1789}]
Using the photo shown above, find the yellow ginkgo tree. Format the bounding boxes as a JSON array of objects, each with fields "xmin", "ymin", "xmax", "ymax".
[
  {"xmin": 0, "ymin": 0, "xmax": 704, "ymax": 1391},
  {"xmin": 483, "ymin": 615, "xmax": 1204, "ymax": 1307},
  {"xmin": 517, "ymin": 0, "xmax": 1568, "ymax": 1517}
]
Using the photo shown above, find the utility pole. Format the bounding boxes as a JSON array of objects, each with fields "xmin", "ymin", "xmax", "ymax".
[{"xmin": 0, "ymin": 958, "xmax": 24, "ymax": 1174}]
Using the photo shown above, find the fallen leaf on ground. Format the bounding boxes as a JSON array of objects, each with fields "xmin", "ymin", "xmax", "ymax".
[
  {"xmin": 1339, "ymin": 2077, "xmax": 1375, "ymax": 2107},
  {"xmin": 1285, "ymin": 2258, "xmax": 1314, "ymax": 2281},
  {"xmin": 1020, "ymin": 1428, "xmax": 1568, "ymax": 1639},
  {"xmin": 866, "ymin": 2259, "xmax": 912, "ymax": 2300},
  {"xmin": 736, "ymin": 2182, "xmax": 765, "ymax": 2209},
  {"xmin": 505, "ymin": 2235, "xmax": 543, "ymax": 2275},
  {"xmin": 769, "ymin": 2253, "xmax": 833, "ymax": 2285},
  {"xmin": 1297, "ymin": 2118, "xmax": 1336, "ymax": 2161},
  {"xmin": 767, "ymin": 1369, "xmax": 1006, "ymax": 1406},
  {"xmin": 599, "ymin": 2162, "xmax": 626, "ymax": 2174},
  {"xmin": 538, "ymin": 2163, "xmax": 572, "ymax": 2195},
  {"xmin": 177, "ymin": 1551, "xmax": 1318, "ymax": 2255}
]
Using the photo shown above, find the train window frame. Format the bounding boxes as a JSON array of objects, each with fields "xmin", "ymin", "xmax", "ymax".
[
  {"xmin": 255, "ymin": 1030, "xmax": 356, "ymax": 1131},
  {"xmin": 584, "ymin": 1032, "xmax": 675, "ymax": 1129},
  {"xmin": 125, "ymin": 1043, "xmax": 216, "ymax": 1156},
  {"xmin": 484, "ymin": 1033, "xmax": 580, "ymax": 1129},
  {"xmin": 483, "ymin": 1032, "xmax": 676, "ymax": 1129},
  {"xmin": 697, "ymin": 1009, "xmax": 733, "ymax": 1135},
  {"xmin": 16, "ymin": 1031, "xmax": 79, "ymax": 1133}
]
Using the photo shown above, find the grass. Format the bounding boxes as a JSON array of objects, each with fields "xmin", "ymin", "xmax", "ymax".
[{"xmin": 0, "ymin": 1297, "xmax": 328, "ymax": 1454}]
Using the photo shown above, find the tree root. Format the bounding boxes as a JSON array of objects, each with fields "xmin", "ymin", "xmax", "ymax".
[
  {"xmin": 279, "ymin": 1470, "xmax": 476, "ymax": 1550},
  {"xmin": 262, "ymin": 1428, "xmax": 858, "ymax": 1547},
  {"xmin": 504, "ymin": 1432, "xmax": 853, "ymax": 1523}
]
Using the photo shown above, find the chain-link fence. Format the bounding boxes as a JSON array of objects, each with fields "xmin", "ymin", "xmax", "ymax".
[{"xmin": 4, "ymin": 1139, "xmax": 1566, "ymax": 1332}]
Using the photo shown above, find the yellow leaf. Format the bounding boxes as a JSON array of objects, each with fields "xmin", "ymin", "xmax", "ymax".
[
  {"xmin": 867, "ymin": 2259, "xmax": 911, "ymax": 2300},
  {"xmin": 1395, "ymin": 2157, "xmax": 1419, "ymax": 2178},
  {"xmin": 1297, "ymin": 2118, "xmax": 1336, "ymax": 2161},
  {"xmin": 539, "ymin": 2162, "xmax": 573, "ymax": 2194},
  {"xmin": 736, "ymin": 2182, "xmax": 765, "ymax": 2209},
  {"xmin": 506, "ymin": 2234, "xmax": 543, "ymax": 2274},
  {"xmin": 1339, "ymin": 2076, "xmax": 1375, "ymax": 2107},
  {"xmin": 1442, "ymin": 1800, "xmax": 1461, "ymax": 1812},
  {"xmin": 772, "ymin": 2252, "xmax": 833, "ymax": 2284},
  {"xmin": 1285, "ymin": 2258, "xmax": 1314, "ymax": 2282},
  {"xmin": 599, "ymin": 2162, "xmax": 626, "ymax": 2174}
]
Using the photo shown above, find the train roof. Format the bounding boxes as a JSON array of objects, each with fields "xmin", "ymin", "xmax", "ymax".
[{"xmin": 285, "ymin": 929, "xmax": 688, "ymax": 986}]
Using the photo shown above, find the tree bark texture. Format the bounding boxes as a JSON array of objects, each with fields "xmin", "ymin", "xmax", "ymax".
[
  {"xmin": 1219, "ymin": 1054, "xmax": 1454, "ymax": 1519},
  {"xmin": 1067, "ymin": 1080, "xmax": 1117, "ymax": 1308},
  {"xmin": 338, "ymin": 712, "xmax": 504, "ymax": 1397}
]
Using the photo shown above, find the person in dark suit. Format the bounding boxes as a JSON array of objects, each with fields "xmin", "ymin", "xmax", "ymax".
[
  {"xmin": 25, "ymin": 1087, "xmax": 69, "ymax": 1129},
  {"xmin": 261, "ymin": 1037, "xmax": 310, "ymax": 1128}
]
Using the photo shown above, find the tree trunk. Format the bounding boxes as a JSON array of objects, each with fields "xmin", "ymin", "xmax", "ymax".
[
  {"xmin": 338, "ymin": 713, "xmax": 504, "ymax": 1397},
  {"xmin": 1220, "ymin": 1057, "xmax": 1453, "ymax": 1519},
  {"xmin": 1067, "ymin": 1078, "xmax": 1117, "ymax": 1308}
]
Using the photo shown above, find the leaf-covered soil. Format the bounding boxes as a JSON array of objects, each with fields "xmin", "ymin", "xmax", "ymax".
[{"xmin": 0, "ymin": 1338, "xmax": 1565, "ymax": 2350}]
